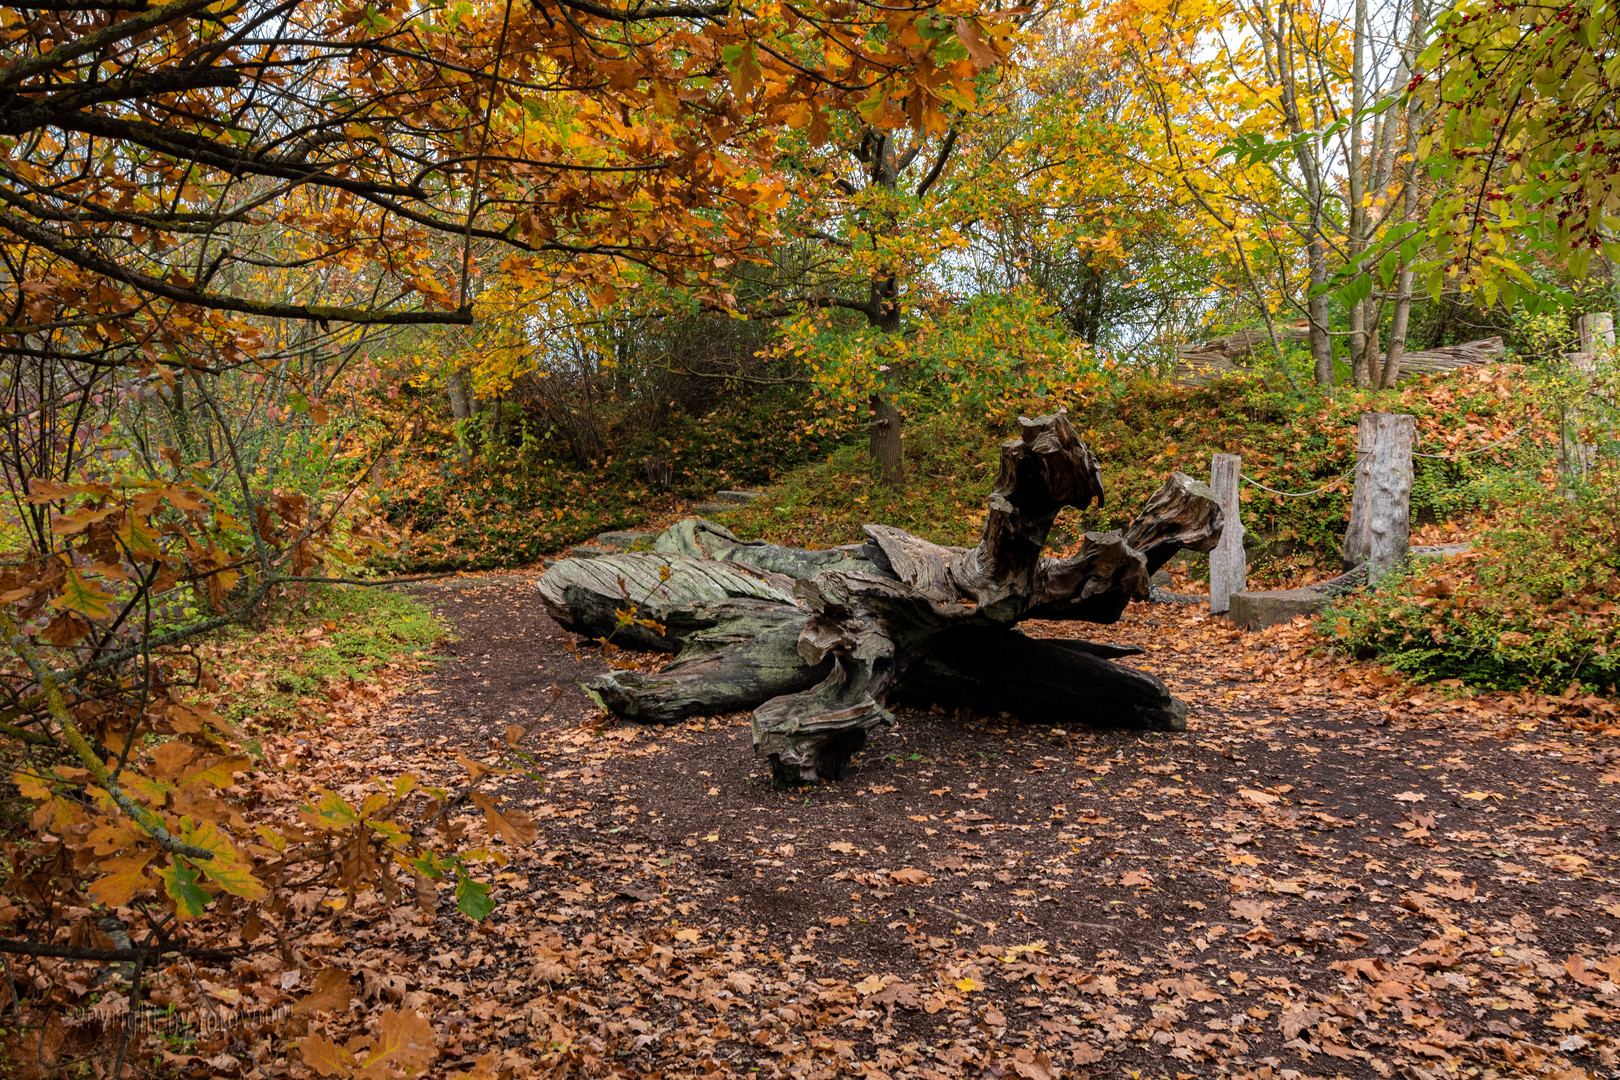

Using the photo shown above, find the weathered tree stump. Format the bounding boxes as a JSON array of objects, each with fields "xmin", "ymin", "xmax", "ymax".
[
  {"xmin": 537, "ymin": 412, "xmax": 1223, "ymax": 784},
  {"xmin": 1343, "ymin": 412, "xmax": 1415, "ymax": 585}
]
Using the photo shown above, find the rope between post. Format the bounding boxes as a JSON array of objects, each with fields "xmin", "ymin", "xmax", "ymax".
[
  {"xmin": 1238, "ymin": 468, "xmax": 1355, "ymax": 499},
  {"xmin": 1232, "ymin": 409, "xmax": 1542, "ymax": 494}
]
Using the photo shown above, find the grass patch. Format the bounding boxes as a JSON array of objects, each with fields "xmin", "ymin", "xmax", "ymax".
[
  {"xmin": 723, "ymin": 368, "xmax": 1551, "ymax": 588},
  {"xmin": 719, "ymin": 412, "xmax": 1005, "ymax": 549},
  {"xmin": 374, "ymin": 384, "xmax": 848, "ymax": 571},
  {"xmin": 206, "ymin": 585, "xmax": 447, "ymax": 729}
]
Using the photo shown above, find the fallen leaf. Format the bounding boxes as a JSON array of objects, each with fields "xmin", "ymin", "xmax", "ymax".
[
  {"xmin": 292, "ymin": 968, "xmax": 353, "ymax": 1016},
  {"xmin": 855, "ymin": 974, "xmax": 887, "ymax": 995}
]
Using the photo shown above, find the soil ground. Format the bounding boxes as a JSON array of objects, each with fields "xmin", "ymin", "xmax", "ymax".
[{"xmin": 331, "ymin": 576, "xmax": 1619, "ymax": 1079}]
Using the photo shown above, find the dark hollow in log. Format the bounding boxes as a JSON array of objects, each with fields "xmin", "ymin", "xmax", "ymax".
[
  {"xmin": 537, "ymin": 411, "xmax": 1223, "ymax": 783},
  {"xmin": 897, "ymin": 626, "xmax": 1186, "ymax": 731}
]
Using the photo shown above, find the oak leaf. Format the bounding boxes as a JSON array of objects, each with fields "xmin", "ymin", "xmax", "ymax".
[
  {"xmin": 89, "ymin": 852, "xmax": 156, "ymax": 908},
  {"xmin": 298, "ymin": 1033, "xmax": 356, "ymax": 1077},
  {"xmin": 366, "ymin": 1008, "xmax": 436, "ymax": 1072},
  {"xmin": 293, "ymin": 969, "xmax": 354, "ymax": 1016}
]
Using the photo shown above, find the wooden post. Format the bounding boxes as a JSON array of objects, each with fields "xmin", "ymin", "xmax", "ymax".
[
  {"xmin": 1209, "ymin": 454, "xmax": 1245, "ymax": 613},
  {"xmin": 1565, "ymin": 312, "xmax": 1612, "ymax": 481},
  {"xmin": 1579, "ymin": 311, "xmax": 1614, "ymax": 355},
  {"xmin": 1343, "ymin": 412, "xmax": 1415, "ymax": 585}
]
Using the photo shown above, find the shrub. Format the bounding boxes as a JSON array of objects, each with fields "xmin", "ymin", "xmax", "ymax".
[{"xmin": 1325, "ymin": 496, "xmax": 1620, "ymax": 691}]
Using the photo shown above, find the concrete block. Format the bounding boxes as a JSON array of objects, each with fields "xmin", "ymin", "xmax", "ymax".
[{"xmin": 1228, "ymin": 588, "xmax": 1329, "ymax": 630}]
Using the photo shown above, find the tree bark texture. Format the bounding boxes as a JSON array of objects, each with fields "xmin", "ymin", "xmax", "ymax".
[
  {"xmin": 1208, "ymin": 454, "xmax": 1246, "ymax": 614},
  {"xmin": 868, "ymin": 392, "xmax": 905, "ymax": 488},
  {"xmin": 538, "ymin": 413, "xmax": 1223, "ymax": 783},
  {"xmin": 1343, "ymin": 412, "xmax": 1415, "ymax": 584}
]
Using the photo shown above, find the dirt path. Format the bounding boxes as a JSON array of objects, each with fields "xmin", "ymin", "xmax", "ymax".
[{"xmin": 368, "ymin": 580, "xmax": 1619, "ymax": 1080}]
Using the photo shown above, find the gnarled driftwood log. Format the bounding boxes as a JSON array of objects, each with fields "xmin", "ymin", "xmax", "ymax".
[{"xmin": 538, "ymin": 412, "xmax": 1221, "ymax": 783}]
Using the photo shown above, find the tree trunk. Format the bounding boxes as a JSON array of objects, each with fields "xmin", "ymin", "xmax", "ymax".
[
  {"xmin": 1308, "ymin": 241, "xmax": 1334, "ymax": 388},
  {"xmin": 1343, "ymin": 412, "xmax": 1415, "ymax": 584},
  {"xmin": 1208, "ymin": 453, "xmax": 1246, "ymax": 614},
  {"xmin": 1381, "ymin": 268, "xmax": 1415, "ymax": 388},
  {"xmin": 1381, "ymin": 44, "xmax": 1427, "ymax": 391},
  {"xmin": 539, "ymin": 413, "xmax": 1225, "ymax": 783},
  {"xmin": 869, "ymin": 392, "xmax": 904, "ymax": 488},
  {"xmin": 446, "ymin": 366, "xmax": 473, "ymax": 465}
]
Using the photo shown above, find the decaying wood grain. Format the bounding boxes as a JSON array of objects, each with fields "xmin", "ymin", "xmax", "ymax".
[
  {"xmin": 538, "ymin": 411, "xmax": 1224, "ymax": 783},
  {"xmin": 1343, "ymin": 412, "xmax": 1415, "ymax": 584},
  {"xmin": 1208, "ymin": 454, "xmax": 1245, "ymax": 615},
  {"xmin": 536, "ymin": 551, "xmax": 798, "ymax": 651}
]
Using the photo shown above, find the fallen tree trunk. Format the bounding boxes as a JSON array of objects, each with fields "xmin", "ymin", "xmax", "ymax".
[{"xmin": 537, "ymin": 412, "xmax": 1222, "ymax": 783}]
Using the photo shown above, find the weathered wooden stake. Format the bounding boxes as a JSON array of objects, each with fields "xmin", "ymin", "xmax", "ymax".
[
  {"xmin": 1208, "ymin": 454, "xmax": 1245, "ymax": 614},
  {"xmin": 1579, "ymin": 311, "xmax": 1613, "ymax": 354},
  {"xmin": 1565, "ymin": 312, "xmax": 1612, "ymax": 480},
  {"xmin": 1343, "ymin": 412, "xmax": 1415, "ymax": 585}
]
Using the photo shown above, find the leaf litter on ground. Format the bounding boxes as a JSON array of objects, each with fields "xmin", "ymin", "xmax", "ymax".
[{"xmin": 49, "ymin": 578, "xmax": 1620, "ymax": 1079}]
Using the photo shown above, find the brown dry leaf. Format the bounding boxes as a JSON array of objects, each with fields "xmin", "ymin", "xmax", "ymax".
[
  {"xmin": 468, "ymin": 789, "xmax": 538, "ymax": 846},
  {"xmin": 292, "ymin": 968, "xmax": 354, "ymax": 1016},
  {"xmin": 370, "ymin": 1007, "xmax": 437, "ymax": 1072},
  {"xmin": 1548, "ymin": 1006, "xmax": 1590, "ymax": 1031},
  {"xmin": 1238, "ymin": 788, "xmax": 1278, "ymax": 805},
  {"xmin": 1279, "ymin": 1006, "xmax": 1320, "ymax": 1040},
  {"xmin": 1565, "ymin": 954, "xmax": 1605, "ymax": 988},
  {"xmin": 88, "ymin": 852, "xmax": 155, "ymax": 908},
  {"xmin": 1011, "ymin": 1048, "xmax": 1058, "ymax": 1080},
  {"xmin": 298, "ymin": 1033, "xmax": 356, "ymax": 1076},
  {"xmin": 1230, "ymin": 899, "xmax": 1270, "ymax": 924},
  {"xmin": 1071, "ymin": 1042, "xmax": 1105, "ymax": 1065}
]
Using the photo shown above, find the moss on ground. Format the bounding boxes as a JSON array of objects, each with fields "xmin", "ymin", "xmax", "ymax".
[{"xmin": 209, "ymin": 586, "xmax": 447, "ymax": 729}]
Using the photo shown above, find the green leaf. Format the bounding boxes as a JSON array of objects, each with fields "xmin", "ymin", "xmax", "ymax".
[
  {"xmin": 160, "ymin": 856, "xmax": 211, "ymax": 919},
  {"xmin": 1569, "ymin": 246, "xmax": 1593, "ymax": 280},
  {"xmin": 302, "ymin": 790, "xmax": 360, "ymax": 830},
  {"xmin": 1334, "ymin": 273, "xmax": 1374, "ymax": 309},
  {"xmin": 1400, "ymin": 229, "xmax": 1425, "ymax": 266},
  {"xmin": 455, "ymin": 866, "xmax": 495, "ymax": 920},
  {"xmin": 1378, "ymin": 249, "xmax": 1400, "ymax": 289}
]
